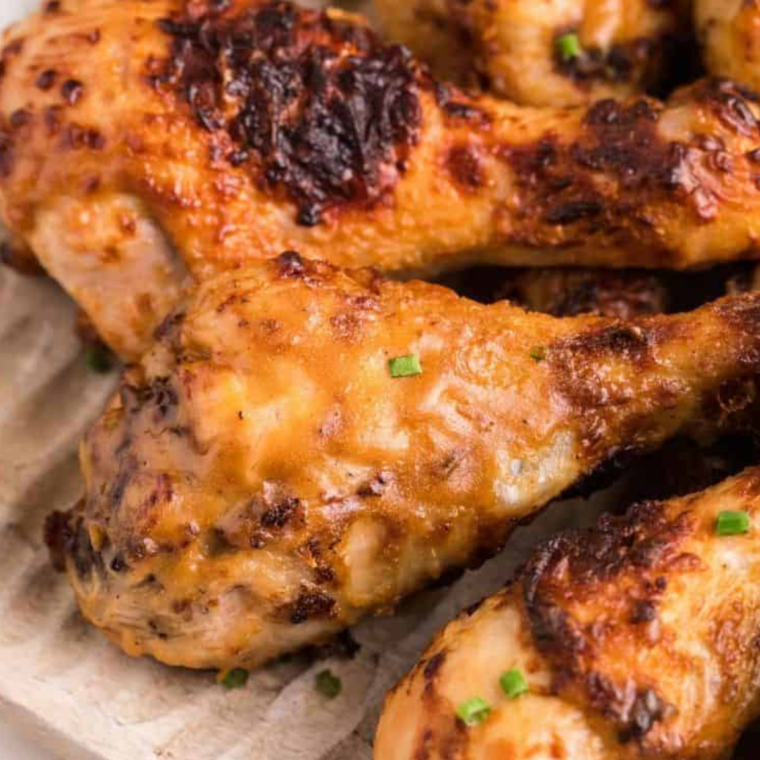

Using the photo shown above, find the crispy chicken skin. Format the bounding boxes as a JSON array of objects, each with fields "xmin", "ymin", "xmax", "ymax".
[
  {"xmin": 376, "ymin": 467, "xmax": 760, "ymax": 760},
  {"xmin": 374, "ymin": 0, "xmax": 691, "ymax": 106},
  {"xmin": 5, "ymin": 2, "xmax": 760, "ymax": 357},
  {"xmin": 45, "ymin": 254, "xmax": 760, "ymax": 670}
]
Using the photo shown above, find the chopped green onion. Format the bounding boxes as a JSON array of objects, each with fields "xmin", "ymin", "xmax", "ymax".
[
  {"xmin": 556, "ymin": 33, "xmax": 582, "ymax": 62},
  {"xmin": 84, "ymin": 346, "xmax": 113, "ymax": 373},
  {"xmin": 456, "ymin": 696, "xmax": 491, "ymax": 727},
  {"xmin": 500, "ymin": 668, "xmax": 529, "ymax": 699},
  {"xmin": 315, "ymin": 669, "xmax": 342, "ymax": 699},
  {"xmin": 529, "ymin": 346, "xmax": 546, "ymax": 362},
  {"xmin": 220, "ymin": 668, "xmax": 249, "ymax": 690},
  {"xmin": 389, "ymin": 353, "xmax": 423, "ymax": 378},
  {"xmin": 716, "ymin": 510, "xmax": 751, "ymax": 536}
]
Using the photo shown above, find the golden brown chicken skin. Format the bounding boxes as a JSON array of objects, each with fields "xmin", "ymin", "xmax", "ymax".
[
  {"xmin": 697, "ymin": 0, "xmax": 760, "ymax": 94},
  {"xmin": 374, "ymin": 0, "xmax": 691, "ymax": 106},
  {"xmin": 45, "ymin": 254, "xmax": 760, "ymax": 670},
  {"xmin": 376, "ymin": 466, "xmax": 760, "ymax": 760},
  {"xmin": 5, "ymin": 1, "xmax": 760, "ymax": 358}
]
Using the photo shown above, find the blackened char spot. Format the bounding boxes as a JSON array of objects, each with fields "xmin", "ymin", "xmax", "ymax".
[
  {"xmin": 43, "ymin": 511, "xmax": 104, "ymax": 580},
  {"xmin": 276, "ymin": 249, "xmax": 305, "ymax": 276},
  {"xmin": 446, "ymin": 144, "xmax": 484, "ymax": 190},
  {"xmin": 260, "ymin": 497, "xmax": 300, "ymax": 528},
  {"xmin": 153, "ymin": 1, "xmax": 422, "ymax": 225},
  {"xmin": 557, "ymin": 323, "xmax": 650, "ymax": 359},
  {"xmin": 289, "ymin": 589, "xmax": 336, "ymax": 624},
  {"xmin": 61, "ymin": 79, "xmax": 84, "ymax": 105},
  {"xmin": 630, "ymin": 599, "xmax": 657, "ymax": 624},
  {"xmin": 35, "ymin": 68, "xmax": 57, "ymax": 90},
  {"xmin": 121, "ymin": 377, "xmax": 179, "ymax": 417},
  {"xmin": 423, "ymin": 649, "xmax": 447, "ymax": 682}
]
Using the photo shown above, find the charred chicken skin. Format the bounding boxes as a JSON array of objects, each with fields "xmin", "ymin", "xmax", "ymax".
[
  {"xmin": 46, "ymin": 254, "xmax": 760, "ymax": 670},
  {"xmin": 376, "ymin": 466, "xmax": 760, "ymax": 760},
  {"xmin": 373, "ymin": 0, "xmax": 692, "ymax": 106},
  {"xmin": 5, "ymin": 2, "xmax": 760, "ymax": 357}
]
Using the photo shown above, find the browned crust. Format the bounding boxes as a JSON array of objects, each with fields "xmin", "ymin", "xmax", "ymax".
[
  {"xmin": 149, "ymin": 0, "xmax": 422, "ymax": 226},
  {"xmin": 519, "ymin": 500, "xmax": 696, "ymax": 744}
]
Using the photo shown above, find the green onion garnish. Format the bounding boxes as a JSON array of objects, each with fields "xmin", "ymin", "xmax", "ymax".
[
  {"xmin": 315, "ymin": 669, "xmax": 342, "ymax": 699},
  {"xmin": 529, "ymin": 346, "xmax": 546, "ymax": 362},
  {"xmin": 389, "ymin": 353, "xmax": 423, "ymax": 378},
  {"xmin": 556, "ymin": 33, "xmax": 582, "ymax": 62},
  {"xmin": 456, "ymin": 696, "xmax": 491, "ymax": 727},
  {"xmin": 716, "ymin": 510, "xmax": 751, "ymax": 536},
  {"xmin": 84, "ymin": 346, "xmax": 113, "ymax": 373},
  {"xmin": 220, "ymin": 668, "xmax": 249, "ymax": 690},
  {"xmin": 500, "ymin": 668, "xmax": 529, "ymax": 699}
]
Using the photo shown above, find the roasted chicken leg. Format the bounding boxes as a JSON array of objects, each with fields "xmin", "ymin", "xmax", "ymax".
[
  {"xmin": 46, "ymin": 254, "xmax": 760, "ymax": 670},
  {"xmin": 4, "ymin": 1, "xmax": 760, "ymax": 357},
  {"xmin": 373, "ymin": 0, "xmax": 692, "ymax": 106},
  {"xmin": 375, "ymin": 0, "xmax": 760, "ymax": 112},
  {"xmin": 376, "ymin": 466, "xmax": 760, "ymax": 760}
]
